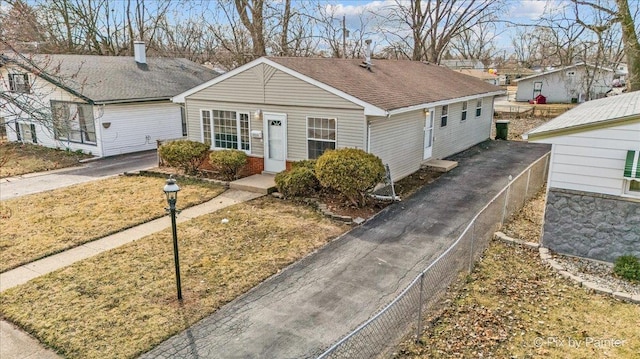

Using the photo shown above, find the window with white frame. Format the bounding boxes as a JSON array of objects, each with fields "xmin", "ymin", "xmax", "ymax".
[
  {"xmin": 307, "ymin": 117, "xmax": 336, "ymax": 159},
  {"xmin": 51, "ymin": 101, "xmax": 96, "ymax": 144},
  {"xmin": 440, "ymin": 105, "xmax": 448, "ymax": 127},
  {"xmin": 201, "ymin": 110, "xmax": 212, "ymax": 145},
  {"xmin": 461, "ymin": 101, "xmax": 468, "ymax": 121},
  {"xmin": 475, "ymin": 98, "xmax": 482, "ymax": 117},
  {"xmin": 180, "ymin": 107, "xmax": 187, "ymax": 137},
  {"xmin": 201, "ymin": 110, "xmax": 250, "ymax": 151},
  {"xmin": 625, "ymin": 179, "xmax": 640, "ymax": 197},
  {"xmin": 8, "ymin": 73, "xmax": 30, "ymax": 93}
]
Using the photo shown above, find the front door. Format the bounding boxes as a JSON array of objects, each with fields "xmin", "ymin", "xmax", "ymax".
[
  {"xmin": 264, "ymin": 112, "xmax": 287, "ymax": 173},
  {"xmin": 533, "ymin": 81, "xmax": 543, "ymax": 99},
  {"xmin": 424, "ymin": 109, "xmax": 434, "ymax": 159}
]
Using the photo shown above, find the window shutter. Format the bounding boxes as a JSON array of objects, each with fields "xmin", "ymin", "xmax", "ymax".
[
  {"xmin": 30, "ymin": 124, "xmax": 37, "ymax": 143},
  {"xmin": 8, "ymin": 74, "xmax": 15, "ymax": 91}
]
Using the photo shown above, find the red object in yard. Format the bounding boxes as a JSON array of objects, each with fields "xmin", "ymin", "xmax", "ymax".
[{"xmin": 534, "ymin": 94, "xmax": 546, "ymax": 104}]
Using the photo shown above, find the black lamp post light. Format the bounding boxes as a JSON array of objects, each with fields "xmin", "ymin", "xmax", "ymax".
[{"xmin": 163, "ymin": 175, "xmax": 182, "ymax": 301}]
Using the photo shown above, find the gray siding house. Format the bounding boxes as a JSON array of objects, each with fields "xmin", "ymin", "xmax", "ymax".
[
  {"xmin": 524, "ymin": 91, "xmax": 640, "ymax": 262},
  {"xmin": 173, "ymin": 57, "xmax": 504, "ymax": 180},
  {"xmin": 1, "ymin": 43, "xmax": 219, "ymax": 157},
  {"xmin": 514, "ymin": 63, "xmax": 614, "ymax": 104}
]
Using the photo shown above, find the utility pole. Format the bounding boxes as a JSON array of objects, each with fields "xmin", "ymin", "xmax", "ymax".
[{"xmin": 342, "ymin": 15, "xmax": 348, "ymax": 58}]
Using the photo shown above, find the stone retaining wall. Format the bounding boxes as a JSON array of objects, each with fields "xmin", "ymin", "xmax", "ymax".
[{"xmin": 543, "ymin": 188, "xmax": 640, "ymax": 262}]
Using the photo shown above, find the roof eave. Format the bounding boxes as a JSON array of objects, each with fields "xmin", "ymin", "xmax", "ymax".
[
  {"xmin": 387, "ymin": 90, "xmax": 505, "ymax": 116},
  {"xmin": 94, "ymin": 97, "xmax": 171, "ymax": 105},
  {"xmin": 527, "ymin": 115, "xmax": 640, "ymax": 142},
  {"xmin": 173, "ymin": 57, "xmax": 385, "ymax": 115}
]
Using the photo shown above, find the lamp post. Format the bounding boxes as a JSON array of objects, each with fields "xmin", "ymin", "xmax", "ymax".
[{"xmin": 163, "ymin": 176, "xmax": 182, "ymax": 301}]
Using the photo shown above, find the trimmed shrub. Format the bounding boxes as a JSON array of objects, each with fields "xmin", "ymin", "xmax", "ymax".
[
  {"xmin": 275, "ymin": 166, "xmax": 320, "ymax": 198},
  {"xmin": 613, "ymin": 255, "xmax": 640, "ymax": 282},
  {"xmin": 159, "ymin": 140, "xmax": 209, "ymax": 175},
  {"xmin": 209, "ymin": 149, "xmax": 248, "ymax": 181},
  {"xmin": 315, "ymin": 148, "xmax": 385, "ymax": 207},
  {"xmin": 291, "ymin": 159, "xmax": 317, "ymax": 170}
]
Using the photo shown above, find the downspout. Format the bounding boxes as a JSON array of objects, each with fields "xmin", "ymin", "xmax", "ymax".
[{"xmin": 366, "ymin": 120, "xmax": 371, "ymax": 153}]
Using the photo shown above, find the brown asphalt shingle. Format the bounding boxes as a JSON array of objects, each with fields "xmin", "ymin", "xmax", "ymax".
[{"xmin": 268, "ymin": 57, "xmax": 501, "ymax": 111}]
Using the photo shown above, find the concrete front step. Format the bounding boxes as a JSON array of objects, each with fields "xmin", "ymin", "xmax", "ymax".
[
  {"xmin": 229, "ymin": 174, "xmax": 277, "ymax": 194},
  {"xmin": 423, "ymin": 159, "xmax": 458, "ymax": 172}
]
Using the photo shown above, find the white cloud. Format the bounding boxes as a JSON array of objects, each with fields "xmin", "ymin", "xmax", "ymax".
[{"xmin": 507, "ymin": 0, "xmax": 554, "ymax": 20}]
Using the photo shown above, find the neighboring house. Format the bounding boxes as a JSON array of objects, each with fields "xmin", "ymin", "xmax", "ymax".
[
  {"xmin": 523, "ymin": 91, "xmax": 640, "ymax": 262},
  {"xmin": 441, "ymin": 59, "xmax": 485, "ymax": 70},
  {"xmin": 514, "ymin": 63, "xmax": 615, "ymax": 104},
  {"xmin": 0, "ymin": 42, "xmax": 219, "ymax": 157},
  {"xmin": 173, "ymin": 56, "xmax": 504, "ymax": 181},
  {"xmin": 454, "ymin": 69, "xmax": 502, "ymax": 86}
]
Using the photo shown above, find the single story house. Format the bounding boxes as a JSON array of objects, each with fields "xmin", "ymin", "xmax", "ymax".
[
  {"xmin": 524, "ymin": 91, "xmax": 640, "ymax": 262},
  {"xmin": 173, "ymin": 56, "xmax": 504, "ymax": 181},
  {"xmin": 514, "ymin": 63, "xmax": 615, "ymax": 104},
  {"xmin": 454, "ymin": 69, "xmax": 502, "ymax": 86},
  {"xmin": 0, "ymin": 42, "xmax": 219, "ymax": 157}
]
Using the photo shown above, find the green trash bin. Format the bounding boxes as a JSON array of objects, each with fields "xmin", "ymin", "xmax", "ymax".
[{"xmin": 496, "ymin": 120, "xmax": 510, "ymax": 140}]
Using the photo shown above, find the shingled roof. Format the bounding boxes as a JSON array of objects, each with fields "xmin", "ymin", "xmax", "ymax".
[
  {"xmin": 2, "ymin": 53, "xmax": 219, "ymax": 104},
  {"xmin": 173, "ymin": 56, "xmax": 504, "ymax": 115},
  {"xmin": 525, "ymin": 91, "xmax": 640, "ymax": 140},
  {"xmin": 266, "ymin": 57, "xmax": 502, "ymax": 111}
]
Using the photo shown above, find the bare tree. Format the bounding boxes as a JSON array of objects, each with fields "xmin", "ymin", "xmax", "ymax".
[
  {"xmin": 447, "ymin": 19, "xmax": 502, "ymax": 66},
  {"xmin": 572, "ymin": 0, "xmax": 640, "ymax": 91},
  {"xmin": 374, "ymin": 0, "xmax": 501, "ymax": 63}
]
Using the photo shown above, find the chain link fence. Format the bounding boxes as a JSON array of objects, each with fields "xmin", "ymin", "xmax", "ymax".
[{"xmin": 317, "ymin": 152, "xmax": 550, "ymax": 359}]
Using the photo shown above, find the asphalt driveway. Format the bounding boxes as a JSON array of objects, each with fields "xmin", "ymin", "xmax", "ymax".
[
  {"xmin": 141, "ymin": 140, "xmax": 551, "ymax": 359},
  {"xmin": 0, "ymin": 150, "xmax": 157, "ymax": 200}
]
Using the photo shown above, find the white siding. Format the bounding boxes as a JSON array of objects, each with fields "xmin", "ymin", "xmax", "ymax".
[
  {"xmin": 432, "ymin": 96, "xmax": 493, "ymax": 159},
  {"xmin": 186, "ymin": 99, "xmax": 365, "ymax": 161},
  {"xmin": 536, "ymin": 122, "xmax": 640, "ymax": 196},
  {"xmin": 515, "ymin": 66, "xmax": 614, "ymax": 103},
  {"xmin": 99, "ymin": 102, "xmax": 183, "ymax": 156},
  {"xmin": 0, "ymin": 64, "xmax": 103, "ymax": 155},
  {"xmin": 369, "ymin": 110, "xmax": 424, "ymax": 181}
]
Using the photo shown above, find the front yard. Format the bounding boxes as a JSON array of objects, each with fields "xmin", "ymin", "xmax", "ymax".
[
  {"xmin": 0, "ymin": 176, "xmax": 224, "ymax": 272},
  {"xmin": 0, "ymin": 197, "xmax": 348, "ymax": 359},
  {"xmin": 0, "ymin": 141, "xmax": 91, "ymax": 178}
]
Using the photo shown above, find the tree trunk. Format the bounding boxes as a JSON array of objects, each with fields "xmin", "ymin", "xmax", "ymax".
[{"xmin": 616, "ymin": 0, "xmax": 640, "ymax": 91}]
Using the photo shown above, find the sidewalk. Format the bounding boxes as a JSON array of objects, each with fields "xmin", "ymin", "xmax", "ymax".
[{"xmin": 0, "ymin": 189, "xmax": 263, "ymax": 359}]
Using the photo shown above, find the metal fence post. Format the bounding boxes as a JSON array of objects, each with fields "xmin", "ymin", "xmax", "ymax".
[
  {"xmin": 468, "ymin": 220, "xmax": 476, "ymax": 273},
  {"xmin": 524, "ymin": 168, "xmax": 531, "ymax": 202},
  {"xmin": 415, "ymin": 272, "xmax": 425, "ymax": 343},
  {"xmin": 501, "ymin": 175, "xmax": 512, "ymax": 226}
]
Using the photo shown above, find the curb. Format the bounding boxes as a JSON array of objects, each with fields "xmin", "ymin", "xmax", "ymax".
[{"xmin": 493, "ymin": 231, "xmax": 640, "ymax": 304}]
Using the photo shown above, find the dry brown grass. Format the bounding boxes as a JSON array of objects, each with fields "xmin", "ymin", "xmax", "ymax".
[
  {"xmin": 0, "ymin": 176, "xmax": 224, "ymax": 272},
  {"xmin": 400, "ymin": 190, "xmax": 640, "ymax": 359},
  {"xmin": 502, "ymin": 187, "xmax": 546, "ymax": 243},
  {"xmin": 0, "ymin": 141, "xmax": 90, "ymax": 178},
  {"xmin": 0, "ymin": 197, "xmax": 348, "ymax": 359}
]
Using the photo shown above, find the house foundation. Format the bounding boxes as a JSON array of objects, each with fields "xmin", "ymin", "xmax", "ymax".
[{"xmin": 542, "ymin": 188, "xmax": 640, "ymax": 262}]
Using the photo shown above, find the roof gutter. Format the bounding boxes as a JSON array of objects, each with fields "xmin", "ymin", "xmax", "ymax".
[
  {"xmin": 387, "ymin": 90, "xmax": 505, "ymax": 116},
  {"xmin": 94, "ymin": 97, "xmax": 171, "ymax": 105}
]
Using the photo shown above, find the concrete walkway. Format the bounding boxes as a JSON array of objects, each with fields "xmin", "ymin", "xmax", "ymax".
[
  {"xmin": 0, "ymin": 189, "xmax": 263, "ymax": 359},
  {"xmin": 141, "ymin": 141, "xmax": 551, "ymax": 359}
]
